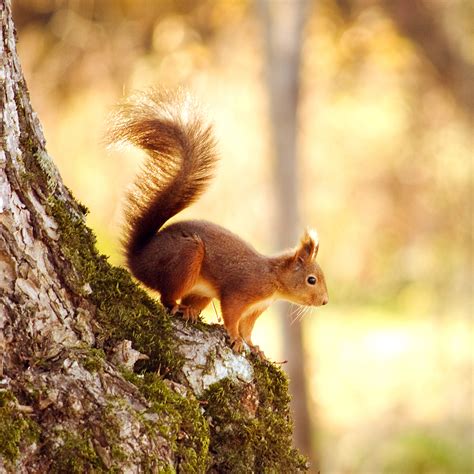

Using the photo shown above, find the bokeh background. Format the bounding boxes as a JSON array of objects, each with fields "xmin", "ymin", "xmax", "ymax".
[{"xmin": 13, "ymin": 0, "xmax": 472, "ymax": 472}]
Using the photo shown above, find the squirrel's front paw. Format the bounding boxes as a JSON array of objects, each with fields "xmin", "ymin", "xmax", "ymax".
[{"xmin": 230, "ymin": 337, "xmax": 245, "ymax": 354}]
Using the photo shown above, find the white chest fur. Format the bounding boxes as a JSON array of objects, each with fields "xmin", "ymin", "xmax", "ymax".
[
  {"xmin": 242, "ymin": 295, "xmax": 277, "ymax": 318},
  {"xmin": 189, "ymin": 278, "xmax": 218, "ymax": 299}
]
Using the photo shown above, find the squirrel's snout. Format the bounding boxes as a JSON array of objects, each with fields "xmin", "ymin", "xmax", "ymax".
[{"xmin": 321, "ymin": 296, "xmax": 328, "ymax": 306}]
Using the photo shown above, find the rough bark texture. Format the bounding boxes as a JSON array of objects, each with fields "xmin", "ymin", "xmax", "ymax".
[{"xmin": 0, "ymin": 1, "xmax": 307, "ymax": 472}]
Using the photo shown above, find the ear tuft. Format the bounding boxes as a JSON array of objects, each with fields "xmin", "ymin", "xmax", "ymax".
[
  {"xmin": 295, "ymin": 227, "xmax": 319, "ymax": 263},
  {"xmin": 304, "ymin": 227, "xmax": 319, "ymax": 248}
]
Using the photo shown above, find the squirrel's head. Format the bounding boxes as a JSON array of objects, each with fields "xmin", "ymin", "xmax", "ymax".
[{"xmin": 278, "ymin": 228, "xmax": 328, "ymax": 307}]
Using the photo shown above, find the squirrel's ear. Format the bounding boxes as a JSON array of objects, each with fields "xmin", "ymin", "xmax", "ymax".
[{"xmin": 295, "ymin": 228, "xmax": 319, "ymax": 263}]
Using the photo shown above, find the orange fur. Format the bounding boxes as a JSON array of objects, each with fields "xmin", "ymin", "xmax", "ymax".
[{"xmin": 111, "ymin": 89, "xmax": 328, "ymax": 358}]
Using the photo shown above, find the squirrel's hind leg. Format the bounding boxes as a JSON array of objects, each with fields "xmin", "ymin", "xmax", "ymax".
[{"xmin": 159, "ymin": 233, "xmax": 205, "ymax": 314}]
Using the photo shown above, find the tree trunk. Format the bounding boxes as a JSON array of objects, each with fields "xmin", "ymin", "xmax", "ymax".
[
  {"xmin": 256, "ymin": 0, "xmax": 315, "ymax": 467},
  {"xmin": 0, "ymin": 1, "xmax": 307, "ymax": 472}
]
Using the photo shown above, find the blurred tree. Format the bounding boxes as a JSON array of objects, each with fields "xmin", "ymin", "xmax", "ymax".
[
  {"xmin": 257, "ymin": 0, "xmax": 316, "ymax": 467},
  {"xmin": 380, "ymin": 0, "xmax": 474, "ymax": 118},
  {"xmin": 334, "ymin": 0, "xmax": 474, "ymax": 118}
]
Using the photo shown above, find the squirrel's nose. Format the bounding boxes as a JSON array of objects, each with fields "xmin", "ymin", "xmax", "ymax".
[{"xmin": 322, "ymin": 296, "xmax": 328, "ymax": 305}]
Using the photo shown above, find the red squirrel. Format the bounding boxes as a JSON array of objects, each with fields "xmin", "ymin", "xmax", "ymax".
[{"xmin": 109, "ymin": 89, "xmax": 328, "ymax": 357}]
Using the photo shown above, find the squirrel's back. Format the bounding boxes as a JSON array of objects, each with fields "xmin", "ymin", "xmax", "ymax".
[{"xmin": 107, "ymin": 89, "xmax": 218, "ymax": 267}]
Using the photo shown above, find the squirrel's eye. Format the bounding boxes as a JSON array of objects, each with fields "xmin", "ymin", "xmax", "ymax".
[{"xmin": 307, "ymin": 276, "xmax": 317, "ymax": 285}]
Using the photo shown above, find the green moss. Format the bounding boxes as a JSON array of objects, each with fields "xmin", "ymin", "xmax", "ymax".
[
  {"xmin": 0, "ymin": 391, "xmax": 40, "ymax": 464},
  {"xmin": 122, "ymin": 370, "xmax": 210, "ymax": 472},
  {"xmin": 81, "ymin": 348, "xmax": 106, "ymax": 372},
  {"xmin": 251, "ymin": 357, "xmax": 309, "ymax": 471},
  {"xmin": 48, "ymin": 197, "xmax": 182, "ymax": 376},
  {"xmin": 14, "ymin": 132, "xmax": 181, "ymax": 377},
  {"xmin": 50, "ymin": 430, "xmax": 105, "ymax": 474},
  {"xmin": 19, "ymin": 143, "xmax": 55, "ymax": 193},
  {"xmin": 50, "ymin": 398, "xmax": 165, "ymax": 473},
  {"xmin": 203, "ymin": 378, "xmax": 256, "ymax": 471},
  {"xmin": 202, "ymin": 358, "xmax": 308, "ymax": 473},
  {"xmin": 96, "ymin": 401, "xmax": 128, "ymax": 468}
]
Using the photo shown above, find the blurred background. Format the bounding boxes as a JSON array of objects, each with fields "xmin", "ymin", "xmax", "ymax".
[{"xmin": 13, "ymin": 0, "xmax": 472, "ymax": 472}]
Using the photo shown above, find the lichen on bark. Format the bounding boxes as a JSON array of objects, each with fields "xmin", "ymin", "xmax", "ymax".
[
  {"xmin": 0, "ymin": 391, "xmax": 40, "ymax": 466},
  {"xmin": 0, "ymin": 0, "xmax": 309, "ymax": 471}
]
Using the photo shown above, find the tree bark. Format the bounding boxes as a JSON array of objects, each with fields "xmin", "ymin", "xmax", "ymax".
[{"xmin": 0, "ymin": 1, "xmax": 307, "ymax": 472}]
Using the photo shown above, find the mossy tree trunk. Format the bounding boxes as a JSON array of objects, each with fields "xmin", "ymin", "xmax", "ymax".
[{"xmin": 0, "ymin": 1, "xmax": 307, "ymax": 472}]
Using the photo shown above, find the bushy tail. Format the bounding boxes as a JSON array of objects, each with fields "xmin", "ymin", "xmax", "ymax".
[{"xmin": 108, "ymin": 89, "xmax": 217, "ymax": 260}]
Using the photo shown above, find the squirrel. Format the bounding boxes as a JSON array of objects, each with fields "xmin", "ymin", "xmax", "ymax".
[{"xmin": 109, "ymin": 89, "xmax": 328, "ymax": 357}]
